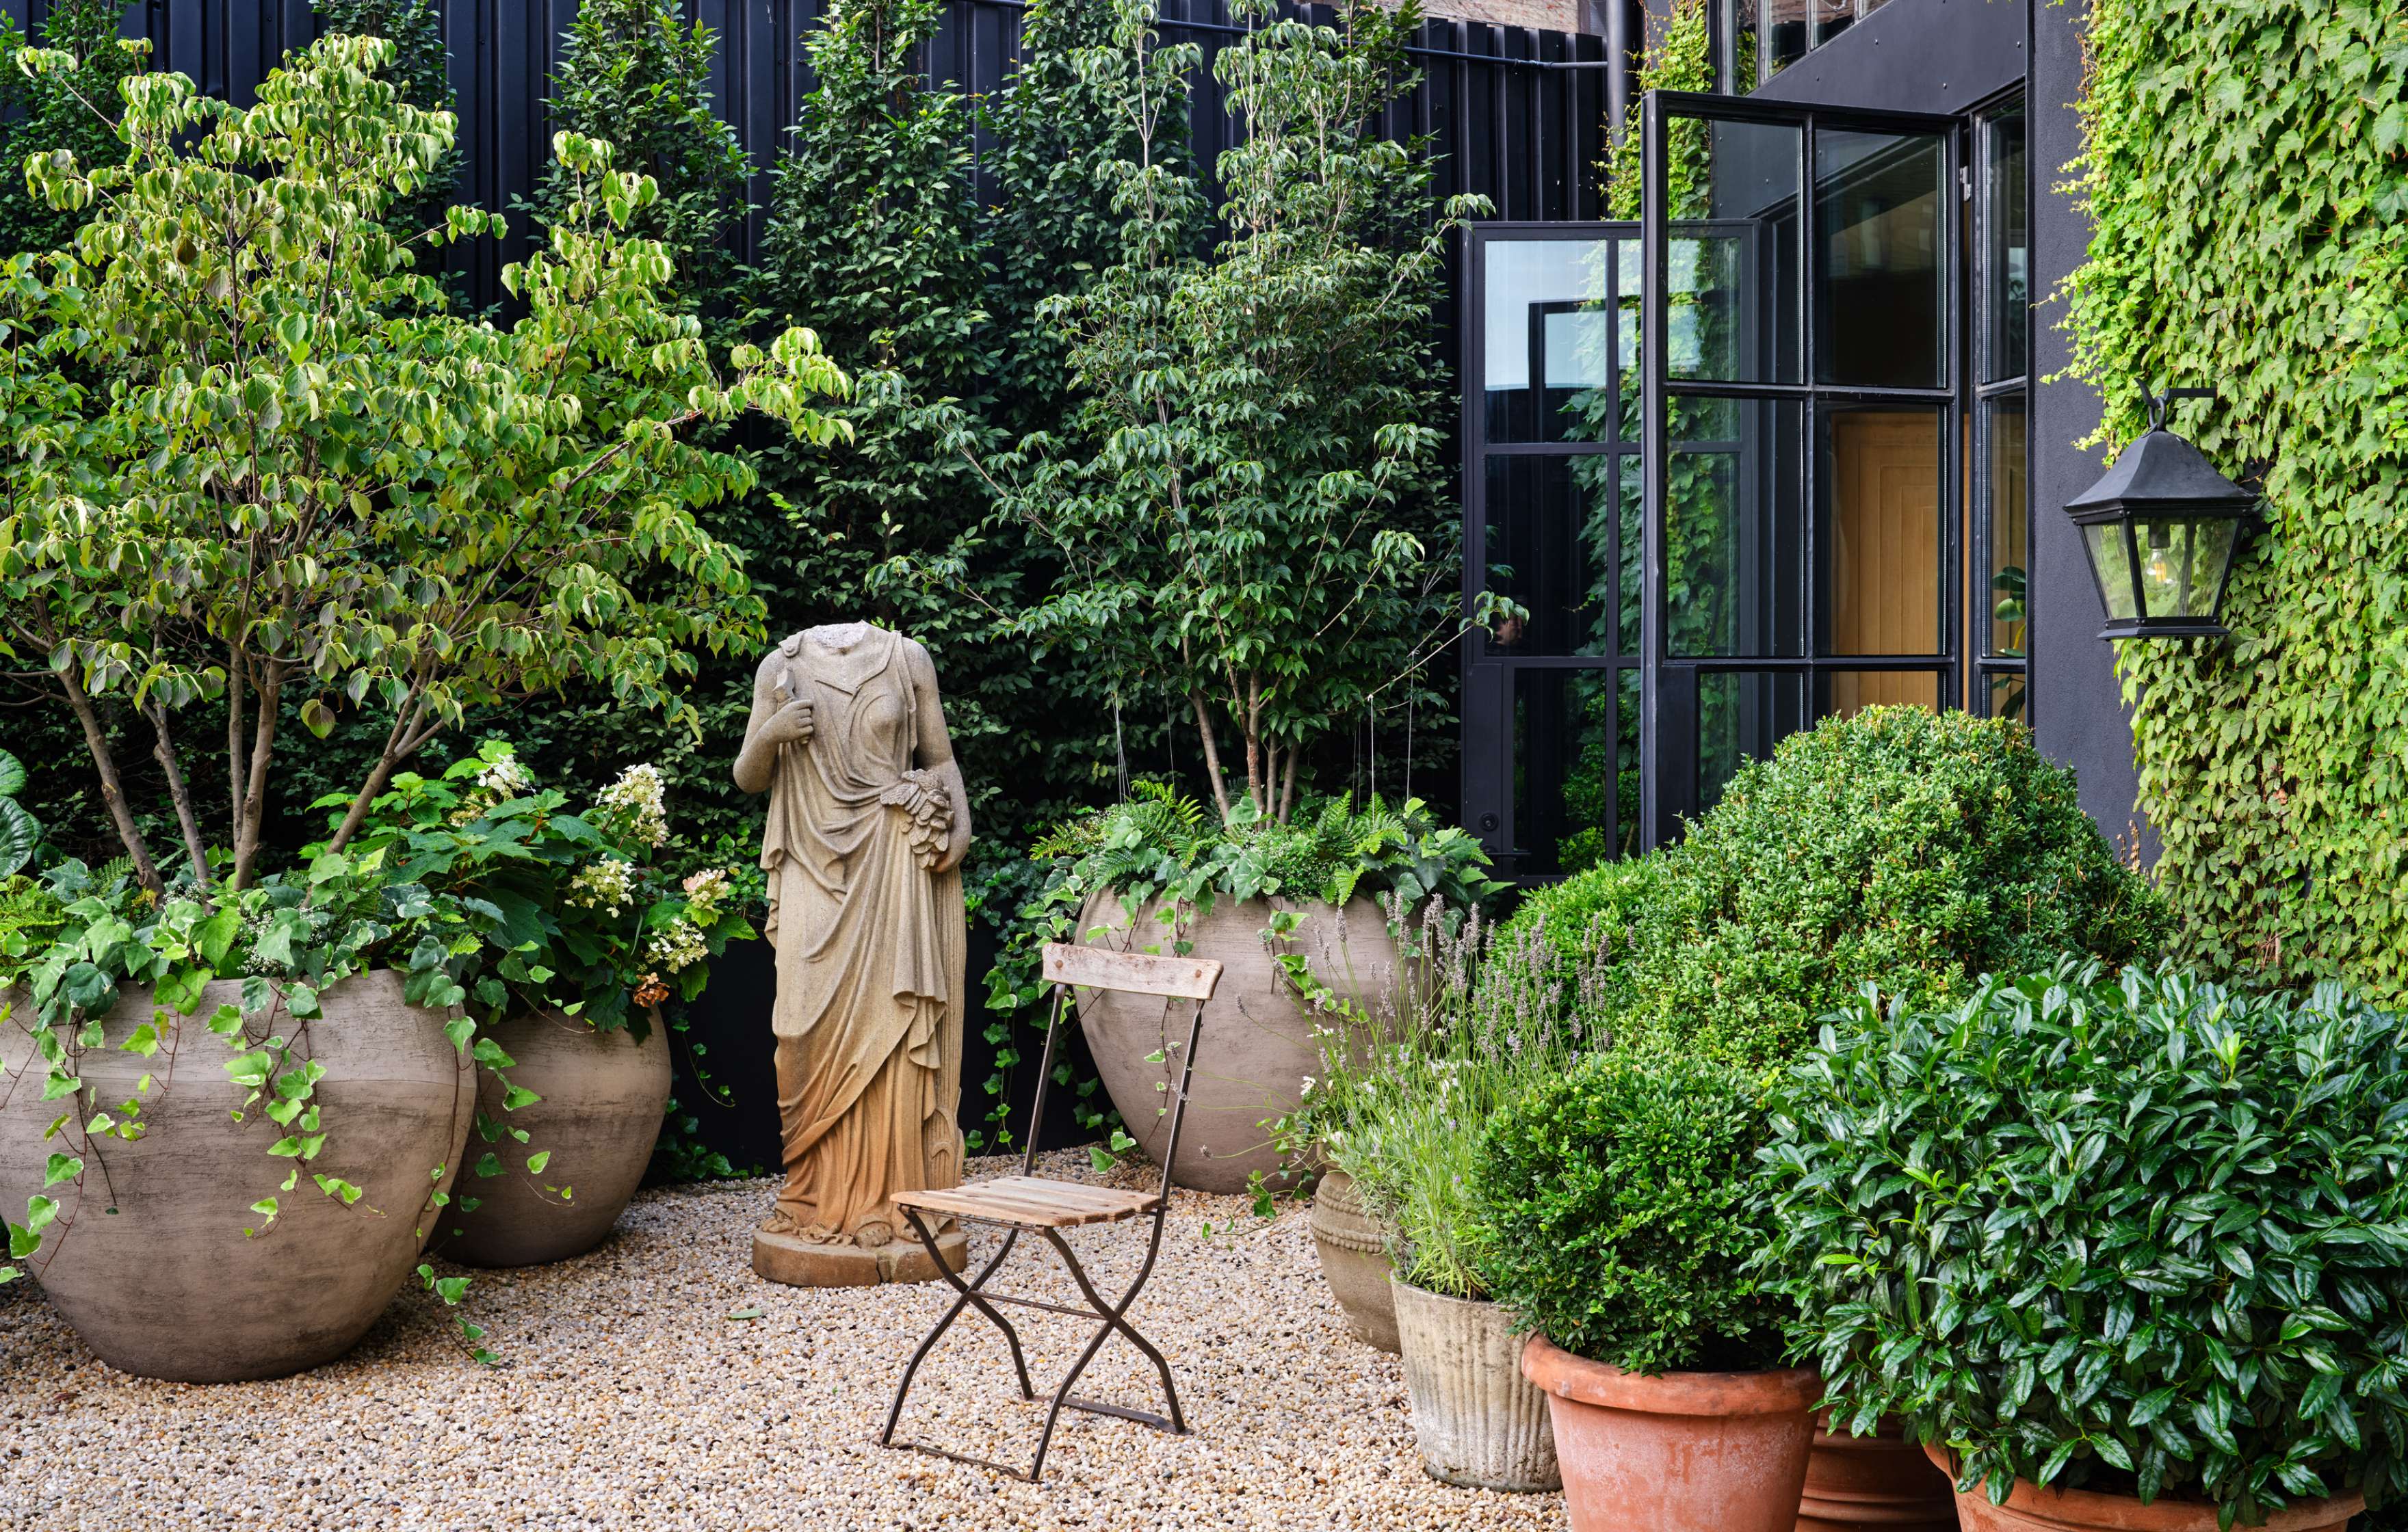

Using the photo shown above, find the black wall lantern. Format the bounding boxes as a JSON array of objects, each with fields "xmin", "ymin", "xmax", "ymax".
[{"xmin": 2063, "ymin": 388, "xmax": 2260, "ymax": 640}]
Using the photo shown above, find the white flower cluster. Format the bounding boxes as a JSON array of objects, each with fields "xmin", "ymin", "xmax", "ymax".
[
  {"xmin": 646, "ymin": 917, "xmax": 707, "ymax": 974},
  {"xmin": 681, "ymin": 867, "xmax": 731, "ymax": 924},
  {"xmin": 568, "ymin": 856, "xmax": 636, "ymax": 915},
  {"xmin": 475, "ymin": 748, "xmax": 534, "ymax": 798},
  {"xmin": 594, "ymin": 764, "xmax": 669, "ymax": 849}
]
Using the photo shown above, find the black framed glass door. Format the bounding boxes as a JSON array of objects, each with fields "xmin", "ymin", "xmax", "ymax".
[{"xmin": 1639, "ymin": 90, "xmax": 1962, "ymax": 849}]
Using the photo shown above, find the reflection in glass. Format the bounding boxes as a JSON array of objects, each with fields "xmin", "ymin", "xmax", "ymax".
[
  {"xmin": 1665, "ymin": 116, "xmax": 1800, "ymax": 385},
  {"xmin": 1983, "ymin": 104, "xmax": 2028, "ymax": 384},
  {"xmin": 1667, "ymin": 396, "xmax": 1805, "ymax": 657},
  {"xmin": 1814, "ymin": 129, "xmax": 1944, "ymax": 388},
  {"xmin": 2084, "ymin": 522, "xmax": 2141, "ymax": 622},
  {"xmin": 1986, "ymin": 397, "xmax": 2028, "ymax": 657},
  {"xmin": 1484, "ymin": 239, "xmax": 1621, "ymax": 443},
  {"xmin": 1985, "ymin": 669, "xmax": 2028, "ymax": 722},
  {"xmin": 1757, "ymin": 0, "xmax": 1808, "ymax": 83},
  {"xmin": 1819, "ymin": 406, "xmax": 1942, "ymax": 657},
  {"xmin": 1485, "ymin": 455, "xmax": 1625, "ymax": 657},
  {"xmin": 1697, "ymin": 671, "xmax": 1805, "ymax": 813},
  {"xmin": 1618, "ymin": 454, "xmax": 1642, "ymax": 655},
  {"xmin": 1513, "ymin": 668, "xmax": 1640, "ymax": 875},
  {"xmin": 1821, "ymin": 668, "xmax": 1939, "ymax": 718},
  {"xmin": 2138, "ymin": 518, "xmax": 2239, "ymax": 621}
]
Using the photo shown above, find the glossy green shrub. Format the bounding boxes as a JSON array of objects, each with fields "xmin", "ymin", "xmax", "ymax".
[
  {"xmin": 1759, "ymin": 962, "xmax": 2408, "ymax": 1523},
  {"xmin": 1470, "ymin": 1048, "xmax": 1783, "ymax": 1374},
  {"xmin": 1614, "ymin": 707, "xmax": 2166, "ymax": 1066},
  {"xmin": 2069, "ymin": 0, "xmax": 2408, "ymax": 1005}
]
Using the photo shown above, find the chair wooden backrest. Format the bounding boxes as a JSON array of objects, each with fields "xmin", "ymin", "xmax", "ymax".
[{"xmin": 1028, "ymin": 943, "xmax": 1223, "ymax": 1189}]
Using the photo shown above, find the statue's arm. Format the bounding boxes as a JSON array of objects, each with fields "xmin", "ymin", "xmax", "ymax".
[
  {"xmin": 732, "ymin": 651, "xmax": 787, "ymax": 797},
  {"xmin": 908, "ymin": 644, "xmax": 973, "ymax": 873}
]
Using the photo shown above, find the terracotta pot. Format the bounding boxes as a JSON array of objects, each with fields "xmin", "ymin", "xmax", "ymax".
[
  {"xmin": 1309, "ymin": 1168, "xmax": 1399, "ymax": 1352},
  {"xmin": 1799, "ymin": 1411, "xmax": 1958, "ymax": 1530},
  {"xmin": 1922, "ymin": 1444, "xmax": 2361, "ymax": 1532},
  {"xmin": 1391, "ymin": 1277, "xmax": 1560, "ymax": 1492},
  {"xmin": 1075, "ymin": 891, "xmax": 1405, "ymax": 1193},
  {"xmin": 0, "ymin": 973, "xmax": 473, "ymax": 1382},
  {"xmin": 1521, "ymin": 1332, "xmax": 1818, "ymax": 1532},
  {"xmin": 439, "ymin": 1011, "xmax": 671, "ymax": 1268}
]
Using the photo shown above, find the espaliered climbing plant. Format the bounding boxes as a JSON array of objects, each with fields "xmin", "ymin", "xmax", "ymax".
[{"xmin": 2065, "ymin": 0, "xmax": 2408, "ymax": 1001}]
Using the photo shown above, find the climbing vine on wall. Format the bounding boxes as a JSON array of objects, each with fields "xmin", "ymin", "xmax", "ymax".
[{"xmin": 2066, "ymin": 0, "xmax": 2408, "ymax": 999}]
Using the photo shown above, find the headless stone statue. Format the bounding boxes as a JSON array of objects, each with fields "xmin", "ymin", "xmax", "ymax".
[{"xmin": 733, "ymin": 621, "xmax": 972, "ymax": 1286}]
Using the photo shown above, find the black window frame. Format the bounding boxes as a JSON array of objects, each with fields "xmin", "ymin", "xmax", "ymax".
[{"xmin": 1970, "ymin": 90, "xmax": 2032, "ymax": 722}]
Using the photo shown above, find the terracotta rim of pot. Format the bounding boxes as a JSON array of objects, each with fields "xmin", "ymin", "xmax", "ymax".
[
  {"xmin": 1519, "ymin": 1333, "xmax": 1820, "ymax": 1418},
  {"xmin": 1920, "ymin": 1444, "xmax": 2364, "ymax": 1531}
]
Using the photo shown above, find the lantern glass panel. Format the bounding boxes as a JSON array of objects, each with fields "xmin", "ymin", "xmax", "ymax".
[
  {"xmin": 2137, "ymin": 516, "xmax": 2238, "ymax": 622},
  {"xmin": 2083, "ymin": 520, "xmax": 2141, "ymax": 622}
]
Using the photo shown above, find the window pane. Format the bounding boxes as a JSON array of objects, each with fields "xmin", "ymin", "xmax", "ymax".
[
  {"xmin": 1513, "ymin": 668, "xmax": 1640, "ymax": 875},
  {"xmin": 1666, "ymin": 117, "xmax": 1801, "ymax": 385},
  {"xmin": 1984, "ymin": 669, "xmax": 2029, "ymax": 722},
  {"xmin": 1667, "ymin": 395, "xmax": 1806, "ymax": 658},
  {"xmin": 1983, "ymin": 105, "xmax": 2029, "ymax": 384},
  {"xmin": 1820, "ymin": 406, "xmax": 1943, "ymax": 657},
  {"xmin": 1985, "ymin": 397, "xmax": 2028, "ymax": 657},
  {"xmin": 1619, "ymin": 453, "xmax": 1643, "ymax": 655},
  {"xmin": 1485, "ymin": 455, "xmax": 1626, "ymax": 657},
  {"xmin": 1697, "ymin": 670, "xmax": 1806, "ymax": 814},
  {"xmin": 1812, "ymin": 0, "xmax": 1857, "ymax": 47},
  {"xmin": 1484, "ymin": 239, "xmax": 1621, "ymax": 443},
  {"xmin": 1756, "ymin": 0, "xmax": 1809, "ymax": 83},
  {"xmin": 1820, "ymin": 669, "xmax": 1941, "ymax": 719},
  {"xmin": 1814, "ymin": 129, "xmax": 1945, "ymax": 388},
  {"xmin": 2084, "ymin": 522, "xmax": 2142, "ymax": 622}
]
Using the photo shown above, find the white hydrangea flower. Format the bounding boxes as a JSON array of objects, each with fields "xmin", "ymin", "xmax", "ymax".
[
  {"xmin": 646, "ymin": 916, "xmax": 708, "ymax": 973},
  {"xmin": 595, "ymin": 764, "xmax": 669, "ymax": 849},
  {"xmin": 475, "ymin": 748, "xmax": 534, "ymax": 798},
  {"xmin": 680, "ymin": 867, "xmax": 731, "ymax": 923},
  {"xmin": 568, "ymin": 856, "xmax": 636, "ymax": 915}
]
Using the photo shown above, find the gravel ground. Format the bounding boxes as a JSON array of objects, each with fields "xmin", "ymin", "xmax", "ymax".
[{"xmin": 0, "ymin": 1150, "xmax": 1569, "ymax": 1531}]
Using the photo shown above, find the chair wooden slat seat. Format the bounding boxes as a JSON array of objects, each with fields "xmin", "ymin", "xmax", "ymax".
[
  {"xmin": 893, "ymin": 1176, "xmax": 1162, "ymax": 1230},
  {"xmin": 880, "ymin": 942, "xmax": 1222, "ymax": 1483}
]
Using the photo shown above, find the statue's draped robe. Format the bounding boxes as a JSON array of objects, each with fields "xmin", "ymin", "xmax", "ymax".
[{"xmin": 752, "ymin": 628, "xmax": 964, "ymax": 1243}]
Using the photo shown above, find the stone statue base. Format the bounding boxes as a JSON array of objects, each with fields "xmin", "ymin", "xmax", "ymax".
[{"xmin": 752, "ymin": 1226, "xmax": 969, "ymax": 1288}]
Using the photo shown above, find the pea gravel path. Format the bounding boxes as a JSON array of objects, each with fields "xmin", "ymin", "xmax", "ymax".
[{"xmin": 0, "ymin": 1151, "xmax": 1569, "ymax": 1531}]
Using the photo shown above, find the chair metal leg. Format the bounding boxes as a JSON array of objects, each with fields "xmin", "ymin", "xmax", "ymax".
[
  {"xmin": 1041, "ymin": 1226, "xmax": 1187, "ymax": 1435},
  {"xmin": 879, "ymin": 1211, "xmax": 1034, "ymax": 1453}
]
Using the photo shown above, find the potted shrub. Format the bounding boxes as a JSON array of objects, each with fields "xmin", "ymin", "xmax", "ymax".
[
  {"xmin": 1001, "ymin": 787, "xmax": 1501, "ymax": 1193},
  {"xmin": 0, "ymin": 35, "xmax": 846, "ymax": 1380},
  {"xmin": 1759, "ymin": 962, "xmax": 2405, "ymax": 1532},
  {"xmin": 341, "ymin": 743, "xmax": 753, "ymax": 1268},
  {"xmin": 1470, "ymin": 1047, "xmax": 1816, "ymax": 1531}
]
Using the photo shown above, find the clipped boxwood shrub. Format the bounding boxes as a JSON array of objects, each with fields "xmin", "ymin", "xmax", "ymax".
[
  {"xmin": 1759, "ymin": 961, "xmax": 2408, "ymax": 1521},
  {"xmin": 1614, "ymin": 706, "xmax": 2167, "ymax": 1066},
  {"xmin": 1469, "ymin": 1047, "xmax": 1783, "ymax": 1375}
]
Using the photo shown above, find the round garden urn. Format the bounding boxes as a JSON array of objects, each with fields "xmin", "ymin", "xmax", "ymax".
[
  {"xmin": 439, "ymin": 1010, "xmax": 671, "ymax": 1269},
  {"xmin": 1520, "ymin": 1332, "xmax": 1818, "ymax": 1532},
  {"xmin": 0, "ymin": 972, "xmax": 474, "ymax": 1383},
  {"xmin": 1922, "ymin": 1445, "xmax": 2359, "ymax": 1532},
  {"xmin": 1074, "ymin": 890, "xmax": 1405, "ymax": 1194},
  {"xmin": 1309, "ymin": 1167, "xmax": 1400, "ymax": 1352}
]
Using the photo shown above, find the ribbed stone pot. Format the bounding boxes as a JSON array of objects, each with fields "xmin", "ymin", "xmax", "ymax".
[
  {"xmin": 1391, "ymin": 1276, "xmax": 1560, "ymax": 1492},
  {"xmin": 1309, "ymin": 1168, "xmax": 1398, "ymax": 1352},
  {"xmin": 1798, "ymin": 1410, "xmax": 1958, "ymax": 1531},
  {"xmin": 0, "ymin": 973, "xmax": 473, "ymax": 1383},
  {"xmin": 440, "ymin": 1011, "xmax": 670, "ymax": 1269},
  {"xmin": 1923, "ymin": 1446, "xmax": 2359, "ymax": 1532},
  {"xmin": 1522, "ymin": 1332, "xmax": 1817, "ymax": 1532},
  {"xmin": 1075, "ymin": 892, "xmax": 1405, "ymax": 1194}
]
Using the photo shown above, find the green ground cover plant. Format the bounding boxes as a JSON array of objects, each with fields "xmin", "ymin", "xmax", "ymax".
[{"xmin": 1759, "ymin": 961, "xmax": 2408, "ymax": 1524}]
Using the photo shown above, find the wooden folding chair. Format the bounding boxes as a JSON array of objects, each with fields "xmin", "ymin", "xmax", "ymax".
[{"xmin": 879, "ymin": 942, "xmax": 1221, "ymax": 1483}]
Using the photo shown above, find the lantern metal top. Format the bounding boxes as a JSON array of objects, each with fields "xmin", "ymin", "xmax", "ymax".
[{"xmin": 2063, "ymin": 388, "xmax": 2260, "ymax": 642}]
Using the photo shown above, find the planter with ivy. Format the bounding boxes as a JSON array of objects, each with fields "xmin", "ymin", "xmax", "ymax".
[
  {"xmin": 1759, "ymin": 964, "xmax": 2404, "ymax": 1532},
  {"xmin": 1471, "ymin": 1048, "xmax": 1814, "ymax": 1529},
  {"xmin": 348, "ymin": 745, "xmax": 756, "ymax": 1269},
  {"xmin": 999, "ymin": 789, "xmax": 1500, "ymax": 1195}
]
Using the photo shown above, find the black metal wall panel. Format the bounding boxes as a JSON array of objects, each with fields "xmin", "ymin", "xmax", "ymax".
[{"xmin": 1, "ymin": 0, "xmax": 1613, "ymax": 315}]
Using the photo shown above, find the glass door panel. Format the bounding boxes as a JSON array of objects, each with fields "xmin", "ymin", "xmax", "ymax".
[
  {"xmin": 1512, "ymin": 668, "xmax": 1641, "ymax": 875},
  {"xmin": 1818, "ymin": 405, "xmax": 1944, "ymax": 656},
  {"xmin": 1482, "ymin": 238, "xmax": 1622, "ymax": 443},
  {"xmin": 1814, "ymin": 129, "xmax": 1947, "ymax": 388},
  {"xmin": 1484, "ymin": 455, "xmax": 1627, "ymax": 658},
  {"xmin": 1666, "ymin": 396, "xmax": 1806, "ymax": 657}
]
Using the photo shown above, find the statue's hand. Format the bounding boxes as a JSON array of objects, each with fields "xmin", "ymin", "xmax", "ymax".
[{"xmin": 762, "ymin": 696, "xmax": 815, "ymax": 747}]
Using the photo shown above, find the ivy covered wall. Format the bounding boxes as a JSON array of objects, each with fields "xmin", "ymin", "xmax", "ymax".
[{"xmin": 2066, "ymin": 0, "xmax": 2408, "ymax": 999}]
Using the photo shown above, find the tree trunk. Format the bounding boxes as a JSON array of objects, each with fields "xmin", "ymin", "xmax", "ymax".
[
  {"xmin": 229, "ymin": 663, "xmax": 284, "ymax": 890},
  {"xmin": 57, "ymin": 676, "xmax": 163, "ymax": 896},
  {"xmin": 146, "ymin": 702, "xmax": 213, "ymax": 895},
  {"xmin": 1190, "ymin": 691, "xmax": 1232, "ymax": 823},
  {"xmin": 326, "ymin": 693, "xmax": 439, "ymax": 854}
]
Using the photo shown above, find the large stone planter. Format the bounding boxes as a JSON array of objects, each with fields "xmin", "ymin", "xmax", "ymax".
[
  {"xmin": 1799, "ymin": 1410, "xmax": 1957, "ymax": 1531},
  {"xmin": 1309, "ymin": 1168, "xmax": 1399, "ymax": 1352},
  {"xmin": 440, "ymin": 1011, "xmax": 671, "ymax": 1269},
  {"xmin": 1522, "ymin": 1332, "xmax": 1818, "ymax": 1532},
  {"xmin": 0, "ymin": 972, "xmax": 473, "ymax": 1382},
  {"xmin": 1075, "ymin": 890, "xmax": 1405, "ymax": 1193},
  {"xmin": 1922, "ymin": 1444, "xmax": 2358, "ymax": 1532},
  {"xmin": 1391, "ymin": 1276, "xmax": 1560, "ymax": 1492}
]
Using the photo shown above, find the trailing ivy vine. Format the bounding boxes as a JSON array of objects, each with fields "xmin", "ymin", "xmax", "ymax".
[{"xmin": 2066, "ymin": 0, "xmax": 2408, "ymax": 1001}]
